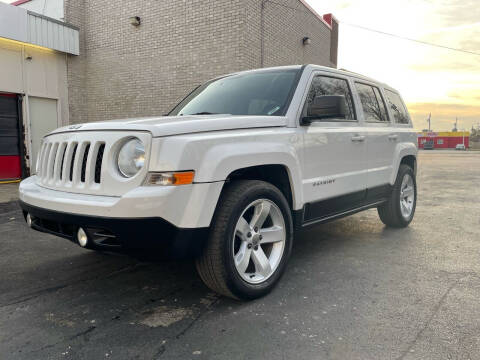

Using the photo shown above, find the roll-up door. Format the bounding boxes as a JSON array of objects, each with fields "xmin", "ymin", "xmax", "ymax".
[{"xmin": 0, "ymin": 93, "xmax": 21, "ymax": 181}]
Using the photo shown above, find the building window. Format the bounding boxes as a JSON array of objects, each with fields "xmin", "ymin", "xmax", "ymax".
[
  {"xmin": 421, "ymin": 139, "xmax": 426, "ymax": 144},
  {"xmin": 437, "ymin": 139, "xmax": 443, "ymax": 145}
]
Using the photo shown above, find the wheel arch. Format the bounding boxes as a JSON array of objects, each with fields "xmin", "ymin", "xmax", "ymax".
[
  {"xmin": 225, "ymin": 164, "xmax": 295, "ymax": 210},
  {"xmin": 193, "ymin": 142, "xmax": 304, "ymax": 210},
  {"xmin": 400, "ymin": 155, "xmax": 417, "ymax": 176},
  {"xmin": 390, "ymin": 143, "xmax": 418, "ymax": 185}
]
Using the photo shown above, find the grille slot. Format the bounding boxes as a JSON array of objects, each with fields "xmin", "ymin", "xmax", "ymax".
[
  {"xmin": 94, "ymin": 143, "xmax": 105, "ymax": 184},
  {"xmin": 59, "ymin": 144, "xmax": 67, "ymax": 180},
  {"xmin": 80, "ymin": 143, "xmax": 90, "ymax": 183},
  {"xmin": 69, "ymin": 144, "xmax": 78, "ymax": 182}
]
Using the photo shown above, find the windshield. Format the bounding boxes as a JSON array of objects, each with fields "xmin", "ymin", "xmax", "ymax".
[{"xmin": 169, "ymin": 69, "xmax": 301, "ymax": 116}]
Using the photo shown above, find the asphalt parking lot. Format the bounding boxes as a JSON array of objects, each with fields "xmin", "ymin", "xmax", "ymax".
[{"xmin": 1, "ymin": 150, "xmax": 479, "ymax": 360}]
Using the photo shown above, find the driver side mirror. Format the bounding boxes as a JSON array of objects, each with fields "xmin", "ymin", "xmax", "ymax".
[{"xmin": 301, "ymin": 95, "xmax": 348, "ymax": 125}]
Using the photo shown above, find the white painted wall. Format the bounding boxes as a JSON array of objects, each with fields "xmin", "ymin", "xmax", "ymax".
[{"xmin": 0, "ymin": 39, "xmax": 68, "ymax": 172}]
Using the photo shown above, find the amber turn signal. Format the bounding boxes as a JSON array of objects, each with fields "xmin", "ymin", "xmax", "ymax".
[{"xmin": 144, "ymin": 171, "xmax": 195, "ymax": 186}]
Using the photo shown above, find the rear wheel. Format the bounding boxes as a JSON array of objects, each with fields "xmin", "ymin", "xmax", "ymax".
[
  {"xmin": 377, "ymin": 164, "xmax": 417, "ymax": 228},
  {"xmin": 196, "ymin": 180, "xmax": 293, "ymax": 300}
]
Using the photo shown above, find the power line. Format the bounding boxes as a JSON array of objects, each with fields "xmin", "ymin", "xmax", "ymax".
[
  {"xmin": 341, "ymin": 22, "xmax": 480, "ymax": 56},
  {"xmin": 262, "ymin": 0, "xmax": 480, "ymax": 56}
]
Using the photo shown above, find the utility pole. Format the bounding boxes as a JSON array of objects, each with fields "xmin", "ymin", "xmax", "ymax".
[{"xmin": 426, "ymin": 113, "xmax": 431, "ymax": 131}]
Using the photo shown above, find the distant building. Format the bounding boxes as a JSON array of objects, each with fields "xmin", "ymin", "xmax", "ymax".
[{"xmin": 417, "ymin": 131, "xmax": 470, "ymax": 149}]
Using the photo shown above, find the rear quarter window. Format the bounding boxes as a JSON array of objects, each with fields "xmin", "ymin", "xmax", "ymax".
[{"xmin": 385, "ymin": 89, "xmax": 410, "ymax": 124}]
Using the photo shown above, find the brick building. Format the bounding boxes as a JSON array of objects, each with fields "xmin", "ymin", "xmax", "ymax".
[{"xmin": 16, "ymin": 0, "xmax": 339, "ymax": 124}]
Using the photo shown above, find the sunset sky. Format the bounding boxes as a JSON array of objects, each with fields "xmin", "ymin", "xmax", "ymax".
[{"xmin": 310, "ymin": 0, "xmax": 480, "ymax": 131}]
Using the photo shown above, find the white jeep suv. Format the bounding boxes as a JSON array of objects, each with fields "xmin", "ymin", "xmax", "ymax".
[{"xmin": 19, "ymin": 65, "xmax": 418, "ymax": 300}]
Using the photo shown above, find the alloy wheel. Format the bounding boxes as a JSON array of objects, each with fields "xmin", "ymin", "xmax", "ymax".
[
  {"xmin": 232, "ymin": 199, "xmax": 286, "ymax": 284},
  {"xmin": 400, "ymin": 174, "xmax": 415, "ymax": 219}
]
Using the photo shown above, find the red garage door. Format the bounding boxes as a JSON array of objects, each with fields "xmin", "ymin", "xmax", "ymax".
[{"xmin": 0, "ymin": 93, "xmax": 22, "ymax": 181}]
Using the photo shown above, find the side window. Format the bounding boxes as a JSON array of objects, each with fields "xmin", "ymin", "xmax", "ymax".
[
  {"xmin": 385, "ymin": 89, "xmax": 410, "ymax": 124},
  {"xmin": 303, "ymin": 76, "xmax": 355, "ymax": 120},
  {"xmin": 373, "ymin": 88, "xmax": 389, "ymax": 122},
  {"xmin": 354, "ymin": 83, "xmax": 388, "ymax": 122}
]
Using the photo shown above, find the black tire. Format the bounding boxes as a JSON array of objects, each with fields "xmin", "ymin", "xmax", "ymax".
[
  {"xmin": 196, "ymin": 180, "xmax": 293, "ymax": 300},
  {"xmin": 377, "ymin": 164, "xmax": 417, "ymax": 228}
]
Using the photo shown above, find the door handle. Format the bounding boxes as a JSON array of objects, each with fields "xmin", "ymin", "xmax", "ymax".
[
  {"xmin": 351, "ymin": 135, "xmax": 365, "ymax": 142},
  {"xmin": 388, "ymin": 134, "xmax": 398, "ymax": 141}
]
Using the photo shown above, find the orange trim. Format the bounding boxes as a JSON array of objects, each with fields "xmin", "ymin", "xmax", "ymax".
[
  {"xmin": 173, "ymin": 171, "xmax": 195, "ymax": 185},
  {"xmin": 0, "ymin": 179, "xmax": 21, "ymax": 184}
]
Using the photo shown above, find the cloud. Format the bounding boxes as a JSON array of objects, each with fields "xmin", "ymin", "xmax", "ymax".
[
  {"xmin": 408, "ymin": 60, "xmax": 479, "ymax": 73},
  {"xmin": 408, "ymin": 102, "xmax": 480, "ymax": 130},
  {"xmin": 448, "ymin": 90, "xmax": 480, "ymax": 101},
  {"xmin": 432, "ymin": 0, "xmax": 480, "ymax": 27}
]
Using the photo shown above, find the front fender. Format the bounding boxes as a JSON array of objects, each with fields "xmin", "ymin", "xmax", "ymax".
[
  {"xmin": 196, "ymin": 142, "xmax": 304, "ymax": 210},
  {"xmin": 149, "ymin": 132, "xmax": 304, "ymax": 210}
]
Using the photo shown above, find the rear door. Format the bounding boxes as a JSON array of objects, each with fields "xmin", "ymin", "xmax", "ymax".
[
  {"xmin": 0, "ymin": 93, "xmax": 21, "ymax": 181},
  {"xmin": 384, "ymin": 88, "xmax": 413, "ymax": 153},
  {"xmin": 354, "ymin": 82, "xmax": 394, "ymax": 192},
  {"xmin": 299, "ymin": 72, "xmax": 367, "ymax": 223}
]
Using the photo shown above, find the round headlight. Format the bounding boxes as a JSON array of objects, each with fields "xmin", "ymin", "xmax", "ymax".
[{"xmin": 117, "ymin": 138, "xmax": 145, "ymax": 177}]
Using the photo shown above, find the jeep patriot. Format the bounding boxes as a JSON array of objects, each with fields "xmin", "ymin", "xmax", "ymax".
[{"xmin": 19, "ymin": 65, "xmax": 418, "ymax": 300}]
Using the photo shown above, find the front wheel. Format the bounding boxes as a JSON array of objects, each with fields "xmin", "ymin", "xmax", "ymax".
[
  {"xmin": 377, "ymin": 164, "xmax": 417, "ymax": 228},
  {"xmin": 196, "ymin": 180, "xmax": 293, "ymax": 300}
]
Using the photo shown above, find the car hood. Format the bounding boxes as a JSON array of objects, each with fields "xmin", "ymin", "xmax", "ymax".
[{"xmin": 50, "ymin": 115, "xmax": 288, "ymax": 137}]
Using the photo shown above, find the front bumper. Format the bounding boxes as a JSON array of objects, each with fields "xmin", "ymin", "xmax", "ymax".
[
  {"xmin": 19, "ymin": 176, "xmax": 224, "ymax": 228},
  {"xmin": 19, "ymin": 200, "xmax": 208, "ymax": 256}
]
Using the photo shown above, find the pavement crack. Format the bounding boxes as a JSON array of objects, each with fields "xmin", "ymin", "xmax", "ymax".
[
  {"xmin": 153, "ymin": 345, "xmax": 166, "ymax": 358},
  {"xmin": 0, "ymin": 263, "xmax": 142, "ymax": 309},
  {"xmin": 154, "ymin": 296, "xmax": 220, "ymax": 359},
  {"xmin": 23, "ymin": 326, "xmax": 97, "ymax": 355},
  {"xmin": 68, "ymin": 325, "xmax": 96, "ymax": 340},
  {"xmin": 396, "ymin": 279, "xmax": 460, "ymax": 360},
  {"xmin": 175, "ymin": 297, "xmax": 220, "ymax": 340}
]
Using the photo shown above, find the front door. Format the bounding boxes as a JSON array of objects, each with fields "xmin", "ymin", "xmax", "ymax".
[{"xmin": 299, "ymin": 73, "xmax": 367, "ymax": 223}]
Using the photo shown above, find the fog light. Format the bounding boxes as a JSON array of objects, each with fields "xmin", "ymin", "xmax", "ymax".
[
  {"xmin": 77, "ymin": 228, "xmax": 88, "ymax": 247},
  {"xmin": 26, "ymin": 213, "xmax": 33, "ymax": 228}
]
